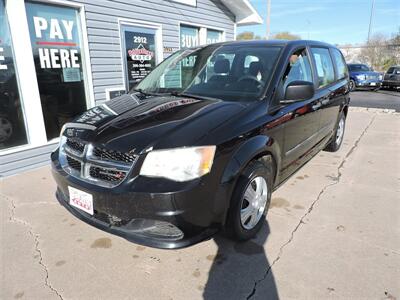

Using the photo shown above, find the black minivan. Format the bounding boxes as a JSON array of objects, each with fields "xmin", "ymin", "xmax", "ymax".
[{"xmin": 52, "ymin": 40, "xmax": 350, "ymax": 249}]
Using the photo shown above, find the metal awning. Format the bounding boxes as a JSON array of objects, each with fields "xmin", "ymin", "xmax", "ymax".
[{"xmin": 221, "ymin": 0, "xmax": 263, "ymax": 25}]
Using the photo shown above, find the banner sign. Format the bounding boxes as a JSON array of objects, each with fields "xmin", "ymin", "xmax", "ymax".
[{"xmin": 31, "ymin": 16, "xmax": 80, "ymax": 70}]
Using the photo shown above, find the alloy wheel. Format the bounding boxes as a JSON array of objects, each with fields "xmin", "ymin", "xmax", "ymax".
[
  {"xmin": 336, "ymin": 117, "xmax": 345, "ymax": 145},
  {"xmin": 240, "ymin": 176, "xmax": 268, "ymax": 230},
  {"xmin": 349, "ymin": 80, "xmax": 355, "ymax": 91}
]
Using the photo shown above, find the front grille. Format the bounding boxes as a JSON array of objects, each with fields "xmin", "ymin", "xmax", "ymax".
[
  {"xmin": 92, "ymin": 147, "xmax": 136, "ymax": 164},
  {"xmin": 66, "ymin": 155, "xmax": 81, "ymax": 171},
  {"xmin": 367, "ymin": 75, "xmax": 378, "ymax": 80},
  {"xmin": 66, "ymin": 138, "xmax": 85, "ymax": 154},
  {"xmin": 60, "ymin": 136, "xmax": 136, "ymax": 188},
  {"xmin": 89, "ymin": 166, "xmax": 127, "ymax": 183}
]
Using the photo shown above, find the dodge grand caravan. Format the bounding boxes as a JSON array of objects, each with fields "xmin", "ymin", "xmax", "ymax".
[{"xmin": 52, "ymin": 40, "xmax": 350, "ymax": 249}]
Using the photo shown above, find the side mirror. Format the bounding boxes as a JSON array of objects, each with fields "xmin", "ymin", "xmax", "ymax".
[{"xmin": 282, "ymin": 80, "xmax": 315, "ymax": 103}]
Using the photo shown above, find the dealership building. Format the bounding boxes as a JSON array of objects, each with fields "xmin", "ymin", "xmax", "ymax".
[{"xmin": 0, "ymin": 0, "xmax": 261, "ymax": 176}]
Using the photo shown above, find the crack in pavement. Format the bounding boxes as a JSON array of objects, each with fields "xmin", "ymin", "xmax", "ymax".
[
  {"xmin": 7, "ymin": 196, "xmax": 64, "ymax": 300},
  {"xmin": 246, "ymin": 115, "xmax": 377, "ymax": 299}
]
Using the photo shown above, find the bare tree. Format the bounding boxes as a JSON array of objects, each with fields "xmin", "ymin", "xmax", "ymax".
[
  {"xmin": 358, "ymin": 33, "xmax": 400, "ymax": 71},
  {"xmin": 273, "ymin": 31, "xmax": 301, "ymax": 40},
  {"xmin": 236, "ymin": 31, "xmax": 262, "ymax": 41}
]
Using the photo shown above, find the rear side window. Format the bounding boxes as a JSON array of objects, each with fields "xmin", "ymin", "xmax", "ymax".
[
  {"xmin": 331, "ymin": 49, "xmax": 348, "ymax": 79},
  {"xmin": 311, "ymin": 47, "xmax": 335, "ymax": 88}
]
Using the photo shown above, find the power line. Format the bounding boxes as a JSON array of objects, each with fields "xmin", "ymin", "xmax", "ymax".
[
  {"xmin": 367, "ymin": 0, "xmax": 375, "ymax": 43},
  {"xmin": 266, "ymin": 0, "xmax": 271, "ymax": 39}
]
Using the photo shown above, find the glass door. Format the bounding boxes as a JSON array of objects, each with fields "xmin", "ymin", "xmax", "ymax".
[{"xmin": 121, "ymin": 25, "xmax": 158, "ymax": 91}]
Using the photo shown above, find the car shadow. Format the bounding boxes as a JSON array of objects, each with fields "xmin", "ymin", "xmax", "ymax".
[
  {"xmin": 377, "ymin": 90, "xmax": 400, "ymax": 97},
  {"xmin": 203, "ymin": 221, "xmax": 278, "ymax": 300}
]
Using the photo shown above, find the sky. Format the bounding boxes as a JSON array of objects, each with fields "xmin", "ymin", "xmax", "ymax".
[{"xmin": 237, "ymin": 0, "xmax": 400, "ymax": 45}]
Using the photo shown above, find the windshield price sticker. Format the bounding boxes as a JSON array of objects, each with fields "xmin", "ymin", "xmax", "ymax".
[{"xmin": 0, "ymin": 47, "xmax": 6, "ymax": 70}]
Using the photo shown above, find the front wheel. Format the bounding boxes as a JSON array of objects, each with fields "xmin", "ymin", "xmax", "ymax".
[
  {"xmin": 225, "ymin": 159, "xmax": 273, "ymax": 241},
  {"xmin": 349, "ymin": 79, "xmax": 356, "ymax": 91},
  {"xmin": 324, "ymin": 112, "xmax": 346, "ymax": 152}
]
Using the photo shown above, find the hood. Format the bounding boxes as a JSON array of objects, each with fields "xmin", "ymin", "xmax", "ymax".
[
  {"xmin": 350, "ymin": 70, "xmax": 381, "ymax": 77},
  {"xmin": 67, "ymin": 93, "xmax": 247, "ymax": 153}
]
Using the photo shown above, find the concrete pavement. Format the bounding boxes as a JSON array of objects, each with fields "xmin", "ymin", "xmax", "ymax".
[
  {"xmin": 350, "ymin": 90, "xmax": 400, "ymax": 112},
  {"xmin": 1, "ymin": 107, "xmax": 399, "ymax": 300}
]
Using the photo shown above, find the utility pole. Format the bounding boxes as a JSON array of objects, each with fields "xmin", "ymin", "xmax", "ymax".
[
  {"xmin": 266, "ymin": 0, "xmax": 271, "ymax": 39},
  {"xmin": 367, "ymin": 0, "xmax": 375, "ymax": 43}
]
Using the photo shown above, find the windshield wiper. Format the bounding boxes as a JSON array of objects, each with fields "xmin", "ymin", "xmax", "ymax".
[
  {"xmin": 132, "ymin": 89, "xmax": 162, "ymax": 97},
  {"xmin": 169, "ymin": 91, "xmax": 220, "ymax": 101}
]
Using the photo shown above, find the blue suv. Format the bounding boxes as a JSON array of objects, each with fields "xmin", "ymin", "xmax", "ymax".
[{"xmin": 347, "ymin": 63, "xmax": 383, "ymax": 91}]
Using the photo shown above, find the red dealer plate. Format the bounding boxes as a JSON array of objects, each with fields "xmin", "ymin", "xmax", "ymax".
[{"xmin": 68, "ymin": 186, "xmax": 94, "ymax": 215}]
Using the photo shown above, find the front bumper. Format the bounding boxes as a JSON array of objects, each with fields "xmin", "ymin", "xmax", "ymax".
[
  {"xmin": 355, "ymin": 79, "xmax": 382, "ymax": 89},
  {"xmin": 382, "ymin": 80, "xmax": 400, "ymax": 88},
  {"xmin": 52, "ymin": 151, "xmax": 229, "ymax": 249}
]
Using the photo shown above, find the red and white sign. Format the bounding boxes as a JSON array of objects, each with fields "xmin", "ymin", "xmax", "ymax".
[
  {"xmin": 128, "ymin": 44, "xmax": 154, "ymax": 63},
  {"xmin": 68, "ymin": 186, "xmax": 94, "ymax": 215}
]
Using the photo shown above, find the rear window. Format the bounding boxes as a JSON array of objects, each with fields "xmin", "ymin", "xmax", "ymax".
[
  {"xmin": 331, "ymin": 49, "xmax": 348, "ymax": 79},
  {"xmin": 311, "ymin": 47, "xmax": 335, "ymax": 88}
]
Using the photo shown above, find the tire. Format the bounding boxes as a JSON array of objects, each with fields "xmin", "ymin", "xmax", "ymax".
[
  {"xmin": 225, "ymin": 159, "xmax": 273, "ymax": 241},
  {"xmin": 349, "ymin": 79, "xmax": 356, "ymax": 91},
  {"xmin": 324, "ymin": 112, "xmax": 346, "ymax": 152}
]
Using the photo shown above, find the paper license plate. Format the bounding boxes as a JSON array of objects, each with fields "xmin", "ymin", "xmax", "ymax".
[
  {"xmin": 68, "ymin": 186, "xmax": 94, "ymax": 215},
  {"xmin": 370, "ymin": 82, "xmax": 377, "ymax": 86}
]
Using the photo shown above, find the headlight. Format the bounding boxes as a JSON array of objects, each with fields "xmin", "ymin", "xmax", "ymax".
[
  {"xmin": 140, "ymin": 146, "xmax": 216, "ymax": 182},
  {"xmin": 379, "ymin": 74, "xmax": 383, "ymax": 80},
  {"xmin": 356, "ymin": 74, "xmax": 366, "ymax": 80}
]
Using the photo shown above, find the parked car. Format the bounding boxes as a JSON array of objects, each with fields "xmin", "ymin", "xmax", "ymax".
[
  {"xmin": 382, "ymin": 66, "xmax": 400, "ymax": 90},
  {"xmin": 51, "ymin": 40, "xmax": 350, "ymax": 249},
  {"xmin": 347, "ymin": 63, "xmax": 383, "ymax": 91}
]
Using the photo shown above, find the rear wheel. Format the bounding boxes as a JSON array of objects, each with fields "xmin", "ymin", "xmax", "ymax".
[
  {"xmin": 324, "ymin": 112, "xmax": 346, "ymax": 152},
  {"xmin": 225, "ymin": 159, "xmax": 273, "ymax": 241}
]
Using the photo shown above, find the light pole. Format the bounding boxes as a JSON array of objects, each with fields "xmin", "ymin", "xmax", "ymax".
[
  {"xmin": 266, "ymin": 0, "xmax": 271, "ymax": 39},
  {"xmin": 367, "ymin": 0, "xmax": 375, "ymax": 43}
]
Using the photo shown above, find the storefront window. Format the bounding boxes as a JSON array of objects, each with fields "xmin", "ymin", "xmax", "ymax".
[
  {"xmin": 0, "ymin": 0, "xmax": 28, "ymax": 150},
  {"xmin": 180, "ymin": 25, "xmax": 200, "ymax": 86},
  {"xmin": 180, "ymin": 25, "xmax": 199, "ymax": 49},
  {"xmin": 206, "ymin": 29, "xmax": 223, "ymax": 44},
  {"xmin": 25, "ymin": 2, "xmax": 88, "ymax": 141}
]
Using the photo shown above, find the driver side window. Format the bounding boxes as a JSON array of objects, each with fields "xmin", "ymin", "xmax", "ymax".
[{"xmin": 282, "ymin": 48, "xmax": 313, "ymax": 90}]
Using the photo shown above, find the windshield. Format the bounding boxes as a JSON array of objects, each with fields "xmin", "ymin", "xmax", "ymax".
[
  {"xmin": 135, "ymin": 44, "xmax": 282, "ymax": 101},
  {"xmin": 348, "ymin": 64, "xmax": 371, "ymax": 72},
  {"xmin": 387, "ymin": 67, "xmax": 400, "ymax": 74}
]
